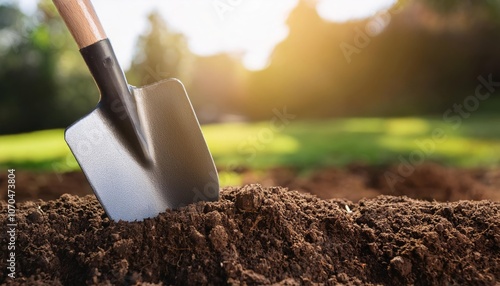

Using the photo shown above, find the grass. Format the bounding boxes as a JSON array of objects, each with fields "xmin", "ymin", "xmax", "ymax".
[
  {"xmin": 205, "ymin": 117, "xmax": 500, "ymax": 170},
  {"xmin": 0, "ymin": 129, "xmax": 77, "ymax": 171},
  {"xmin": 1, "ymin": 117, "xmax": 500, "ymax": 184}
]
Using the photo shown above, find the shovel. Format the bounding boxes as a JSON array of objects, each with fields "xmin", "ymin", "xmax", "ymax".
[{"xmin": 53, "ymin": 0, "xmax": 219, "ymax": 221}]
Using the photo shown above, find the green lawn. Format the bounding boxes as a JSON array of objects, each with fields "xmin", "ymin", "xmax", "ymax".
[{"xmin": 1, "ymin": 117, "xmax": 500, "ymax": 185}]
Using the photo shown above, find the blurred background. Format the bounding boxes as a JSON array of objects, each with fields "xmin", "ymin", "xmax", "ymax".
[{"xmin": 1, "ymin": 0, "xmax": 500, "ymax": 202}]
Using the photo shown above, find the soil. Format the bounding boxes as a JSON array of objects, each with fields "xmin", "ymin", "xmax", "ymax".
[{"xmin": 0, "ymin": 164, "xmax": 499, "ymax": 285}]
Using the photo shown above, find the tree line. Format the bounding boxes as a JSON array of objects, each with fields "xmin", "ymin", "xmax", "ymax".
[{"xmin": 1, "ymin": 0, "xmax": 500, "ymax": 134}]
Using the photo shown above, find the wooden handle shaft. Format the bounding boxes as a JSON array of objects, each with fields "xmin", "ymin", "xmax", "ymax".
[{"xmin": 53, "ymin": 0, "xmax": 107, "ymax": 49}]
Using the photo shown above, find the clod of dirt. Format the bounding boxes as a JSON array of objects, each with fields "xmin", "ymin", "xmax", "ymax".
[
  {"xmin": 235, "ymin": 185, "xmax": 263, "ymax": 212},
  {"xmin": 0, "ymin": 185, "xmax": 499, "ymax": 285},
  {"xmin": 390, "ymin": 256, "xmax": 412, "ymax": 276}
]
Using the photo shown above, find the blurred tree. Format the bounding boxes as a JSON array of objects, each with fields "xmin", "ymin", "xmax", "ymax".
[
  {"xmin": 0, "ymin": 2, "xmax": 58, "ymax": 133},
  {"xmin": 420, "ymin": 0, "xmax": 500, "ymax": 20},
  {"xmin": 246, "ymin": 0, "xmax": 356, "ymax": 119},
  {"xmin": 190, "ymin": 54, "xmax": 248, "ymax": 123},
  {"xmin": 126, "ymin": 12, "xmax": 194, "ymax": 87},
  {"xmin": 0, "ymin": 0, "xmax": 95, "ymax": 134},
  {"xmin": 126, "ymin": 11, "xmax": 248, "ymax": 123},
  {"xmin": 244, "ymin": 0, "xmax": 500, "ymax": 120}
]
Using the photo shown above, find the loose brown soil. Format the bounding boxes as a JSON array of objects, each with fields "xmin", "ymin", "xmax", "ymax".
[
  {"xmin": 1, "ymin": 186, "xmax": 499, "ymax": 285},
  {"xmin": 0, "ymin": 164, "xmax": 499, "ymax": 285}
]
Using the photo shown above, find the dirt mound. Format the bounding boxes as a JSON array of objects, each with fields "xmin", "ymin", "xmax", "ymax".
[{"xmin": 1, "ymin": 185, "xmax": 499, "ymax": 285}]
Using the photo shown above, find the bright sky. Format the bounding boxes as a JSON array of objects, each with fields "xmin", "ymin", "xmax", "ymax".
[{"xmin": 17, "ymin": 0, "xmax": 396, "ymax": 70}]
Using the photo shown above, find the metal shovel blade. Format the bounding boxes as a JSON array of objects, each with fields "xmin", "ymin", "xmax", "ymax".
[{"xmin": 65, "ymin": 79, "xmax": 219, "ymax": 221}]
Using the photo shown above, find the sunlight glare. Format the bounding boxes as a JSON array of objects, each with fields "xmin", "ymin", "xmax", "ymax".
[{"xmin": 158, "ymin": 0, "xmax": 298, "ymax": 71}]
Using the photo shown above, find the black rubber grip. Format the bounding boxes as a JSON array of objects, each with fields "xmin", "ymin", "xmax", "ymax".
[{"xmin": 80, "ymin": 39, "xmax": 131, "ymax": 110}]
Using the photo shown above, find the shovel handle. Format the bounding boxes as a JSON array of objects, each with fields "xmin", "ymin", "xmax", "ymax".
[{"xmin": 53, "ymin": 0, "xmax": 107, "ymax": 49}]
